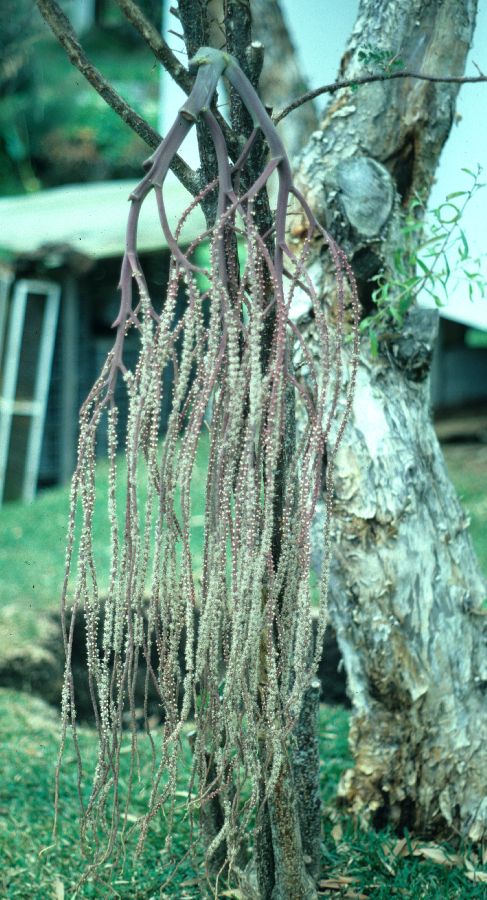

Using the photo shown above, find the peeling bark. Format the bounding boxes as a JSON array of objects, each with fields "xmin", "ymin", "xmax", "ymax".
[
  {"xmin": 331, "ymin": 309, "xmax": 487, "ymax": 840},
  {"xmin": 295, "ymin": 0, "xmax": 487, "ymax": 841}
]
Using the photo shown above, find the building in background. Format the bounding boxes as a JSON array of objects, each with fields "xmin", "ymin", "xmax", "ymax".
[{"xmin": 0, "ymin": 178, "xmax": 204, "ymax": 503}]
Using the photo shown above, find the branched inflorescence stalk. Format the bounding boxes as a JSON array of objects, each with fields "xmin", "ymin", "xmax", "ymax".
[{"xmin": 58, "ymin": 46, "xmax": 360, "ymax": 891}]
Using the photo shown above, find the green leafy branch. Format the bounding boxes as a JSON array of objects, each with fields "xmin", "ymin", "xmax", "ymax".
[
  {"xmin": 357, "ymin": 44, "xmax": 406, "ymax": 75},
  {"xmin": 360, "ymin": 165, "xmax": 486, "ymax": 356}
]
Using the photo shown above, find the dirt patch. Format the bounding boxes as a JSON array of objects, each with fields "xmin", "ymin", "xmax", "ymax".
[{"xmin": 0, "ymin": 606, "xmax": 349, "ymax": 721}]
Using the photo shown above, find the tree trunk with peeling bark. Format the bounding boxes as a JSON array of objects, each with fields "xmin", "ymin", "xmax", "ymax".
[{"xmin": 294, "ymin": 0, "xmax": 487, "ymax": 841}]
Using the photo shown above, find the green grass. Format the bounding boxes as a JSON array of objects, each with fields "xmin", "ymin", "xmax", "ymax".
[
  {"xmin": 442, "ymin": 443, "xmax": 487, "ymax": 575},
  {"xmin": 0, "ymin": 689, "xmax": 347, "ymax": 899},
  {"xmin": 0, "ymin": 690, "xmax": 485, "ymax": 899},
  {"xmin": 0, "ymin": 688, "xmax": 199, "ymax": 899},
  {"xmin": 0, "ymin": 437, "xmax": 208, "ymax": 656}
]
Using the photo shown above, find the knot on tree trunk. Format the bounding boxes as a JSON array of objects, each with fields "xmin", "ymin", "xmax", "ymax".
[
  {"xmin": 336, "ymin": 156, "xmax": 394, "ymax": 238},
  {"xmin": 386, "ymin": 307, "xmax": 439, "ymax": 381}
]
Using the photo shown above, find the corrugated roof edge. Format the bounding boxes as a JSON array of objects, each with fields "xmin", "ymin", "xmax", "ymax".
[{"xmin": 0, "ymin": 178, "xmax": 206, "ymax": 262}]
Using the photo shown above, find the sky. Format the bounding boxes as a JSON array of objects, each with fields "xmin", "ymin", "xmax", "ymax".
[{"xmin": 161, "ymin": 0, "xmax": 487, "ymax": 328}]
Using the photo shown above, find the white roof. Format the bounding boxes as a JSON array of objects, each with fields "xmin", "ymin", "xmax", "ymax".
[
  {"xmin": 419, "ymin": 292, "xmax": 487, "ymax": 332},
  {"xmin": 1, "ymin": 178, "xmax": 485, "ymax": 332},
  {"xmin": 0, "ymin": 177, "xmax": 206, "ymax": 262}
]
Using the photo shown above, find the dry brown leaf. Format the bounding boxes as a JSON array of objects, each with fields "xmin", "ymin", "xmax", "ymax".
[
  {"xmin": 465, "ymin": 870, "xmax": 487, "ymax": 883},
  {"xmin": 412, "ymin": 844, "xmax": 462, "ymax": 866},
  {"xmin": 318, "ymin": 875, "xmax": 359, "ymax": 889},
  {"xmin": 390, "ymin": 838, "xmax": 408, "ymax": 858},
  {"xmin": 331, "ymin": 823, "xmax": 344, "ymax": 843},
  {"xmin": 53, "ymin": 880, "xmax": 64, "ymax": 900},
  {"xmin": 382, "ymin": 836, "xmax": 420, "ymax": 862},
  {"xmin": 378, "ymin": 851, "xmax": 396, "ymax": 877}
]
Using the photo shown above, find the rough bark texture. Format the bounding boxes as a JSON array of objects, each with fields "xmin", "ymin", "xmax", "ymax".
[
  {"xmin": 291, "ymin": 679, "xmax": 322, "ymax": 881},
  {"xmin": 295, "ymin": 0, "xmax": 487, "ymax": 841}
]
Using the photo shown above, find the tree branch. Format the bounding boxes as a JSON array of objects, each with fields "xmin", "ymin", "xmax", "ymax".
[
  {"xmin": 274, "ymin": 70, "xmax": 487, "ymax": 124},
  {"xmin": 114, "ymin": 0, "xmax": 193, "ymax": 93},
  {"xmin": 116, "ymin": 0, "xmax": 239, "ymax": 162},
  {"xmin": 35, "ymin": 0, "xmax": 199, "ymax": 195}
]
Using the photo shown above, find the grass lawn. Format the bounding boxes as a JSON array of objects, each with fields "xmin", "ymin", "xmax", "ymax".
[
  {"xmin": 0, "ymin": 437, "xmax": 208, "ymax": 660},
  {"xmin": 442, "ymin": 442, "xmax": 487, "ymax": 574},
  {"xmin": 1, "ymin": 688, "xmax": 485, "ymax": 899}
]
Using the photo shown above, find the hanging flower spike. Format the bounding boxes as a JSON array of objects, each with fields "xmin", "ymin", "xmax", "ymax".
[{"xmin": 57, "ymin": 46, "xmax": 360, "ymax": 894}]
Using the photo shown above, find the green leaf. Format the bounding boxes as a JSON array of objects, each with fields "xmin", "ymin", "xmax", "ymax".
[
  {"xmin": 359, "ymin": 318, "xmax": 372, "ymax": 332},
  {"xmin": 398, "ymin": 296, "xmax": 413, "ymax": 315},
  {"xmin": 442, "ymin": 252, "xmax": 451, "ymax": 281},
  {"xmin": 369, "ymin": 329, "xmax": 379, "ymax": 358},
  {"xmin": 457, "ymin": 230, "xmax": 469, "ymax": 260},
  {"xmin": 432, "ymin": 293, "xmax": 445, "ymax": 307},
  {"xmin": 416, "ymin": 257, "xmax": 431, "ymax": 275}
]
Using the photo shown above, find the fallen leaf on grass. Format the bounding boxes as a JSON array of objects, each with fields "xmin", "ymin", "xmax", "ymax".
[
  {"xmin": 318, "ymin": 876, "xmax": 359, "ymax": 889},
  {"xmin": 412, "ymin": 845, "xmax": 462, "ymax": 866},
  {"xmin": 318, "ymin": 884, "xmax": 367, "ymax": 900},
  {"xmin": 465, "ymin": 871, "xmax": 487, "ymax": 883},
  {"xmin": 465, "ymin": 859, "xmax": 487, "ymax": 883},
  {"xmin": 331, "ymin": 823, "xmax": 343, "ymax": 843},
  {"xmin": 382, "ymin": 839, "xmax": 462, "ymax": 869},
  {"xmin": 381, "ymin": 836, "xmax": 419, "ymax": 864},
  {"xmin": 53, "ymin": 879, "xmax": 64, "ymax": 900},
  {"xmin": 377, "ymin": 848, "xmax": 397, "ymax": 877},
  {"xmin": 391, "ymin": 838, "xmax": 415, "ymax": 858},
  {"xmin": 382, "ymin": 837, "xmax": 484, "ymax": 884}
]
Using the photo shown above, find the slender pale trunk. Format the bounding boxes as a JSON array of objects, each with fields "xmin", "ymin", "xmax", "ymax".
[{"xmin": 295, "ymin": 0, "xmax": 487, "ymax": 840}]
